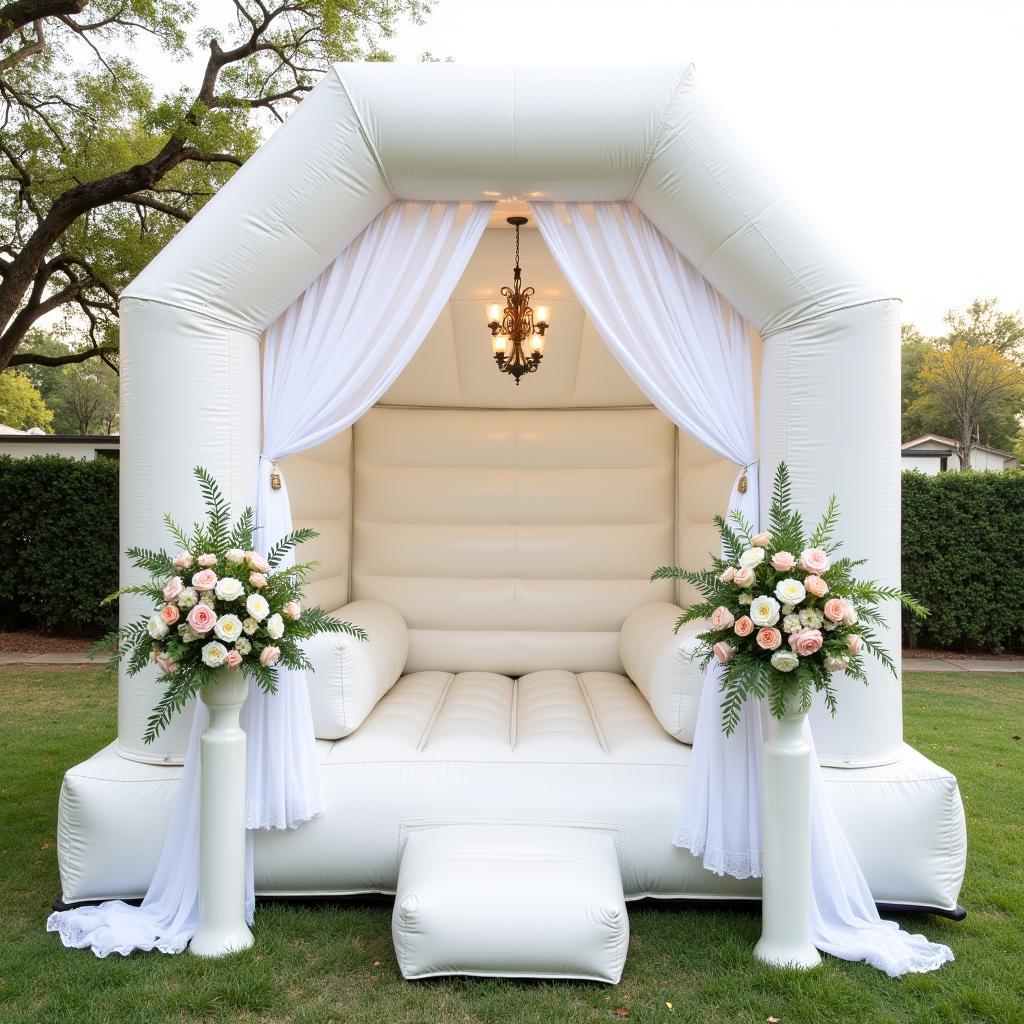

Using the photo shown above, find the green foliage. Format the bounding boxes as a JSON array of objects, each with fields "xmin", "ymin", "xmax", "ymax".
[
  {"xmin": 0, "ymin": 371, "xmax": 53, "ymax": 430},
  {"xmin": 0, "ymin": 454, "xmax": 118, "ymax": 634},
  {"xmin": 902, "ymin": 469, "xmax": 1024, "ymax": 653}
]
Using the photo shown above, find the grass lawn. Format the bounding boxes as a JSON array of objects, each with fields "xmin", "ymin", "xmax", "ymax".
[{"xmin": 1, "ymin": 667, "xmax": 1021, "ymax": 1024}]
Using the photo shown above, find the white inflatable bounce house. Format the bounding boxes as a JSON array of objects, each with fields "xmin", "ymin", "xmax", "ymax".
[{"xmin": 54, "ymin": 63, "xmax": 966, "ymax": 977}]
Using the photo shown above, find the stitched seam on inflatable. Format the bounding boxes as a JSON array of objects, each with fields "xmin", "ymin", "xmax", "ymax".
[
  {"xmin": 332, "ymin": 67, "xmax": 396, "ymax": 199},
  {"xmin": 575, "ymin": 674, "xmax": 609, "ymax": 754},
  {"xmin": 510, "ymin": 678, "xmax": 519, "ymax": 750},
  {"xmin": 628, "ymin": 63, "xmax": 695, "ymax": 201},
  {"xmin": 417, "ymin": 673, "xmax": 456, "ymax": 752},
  {"xmin": 758, "ymin": 297, "xmax": 902, "ymax": 340}
]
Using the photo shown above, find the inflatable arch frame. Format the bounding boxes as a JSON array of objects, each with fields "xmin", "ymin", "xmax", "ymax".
[{"xmin": 119, "ymin": 63, "xmax": 902, "ymax": 766}]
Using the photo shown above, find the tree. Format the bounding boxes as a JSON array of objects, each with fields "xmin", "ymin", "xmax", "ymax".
[
  {"xmin": 0, "ymin": 369, "xmax": 53, "ymax": 429},
  {"xmin": 911, "ymin": 343, "xmax": 1024, "ymax": 469},
  {"xmin": 59, "ymin": 361, "xmax": 118, "ymax": 433},
  {"xmin": 901, "ymin": 323, "xmax": 950, "ymax": 441},
  {"xmin": 0, "ymin": 0, "xmax": 429, "ymax": 374},
  {"xmin": 943, "ymin": 298, "xmax": 1024, "ymax": 364}
]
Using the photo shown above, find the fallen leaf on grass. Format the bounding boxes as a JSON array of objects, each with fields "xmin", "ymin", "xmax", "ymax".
[
  {"xmin": 611, "ymin": 1009, "xmax": 629, "ymax": 1019},
  {"xmin": 767, "ymin": 1017, "xmax": 780, "ymax": 1023}
]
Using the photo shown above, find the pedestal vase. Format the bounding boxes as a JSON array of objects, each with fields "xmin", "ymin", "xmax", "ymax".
[
  {"xmin": 753, "ymin": 693, "xmax": 821, "ymax": 970},
  {"xmin": 190, "ymin": 668, "xmax": 254, "ymax": 957}
]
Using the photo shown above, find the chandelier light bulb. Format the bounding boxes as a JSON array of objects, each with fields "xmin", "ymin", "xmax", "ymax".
[
  {"xmin": 487, "ymin": 303, "xmax": 502, "ymax": 324},
  {"xmin": 535, "ymin": 305, "xmax": 550, "ymax": 325},
  {"xmin": 492, "ymin": 334, "xmax": 508, "ymax": 355}
]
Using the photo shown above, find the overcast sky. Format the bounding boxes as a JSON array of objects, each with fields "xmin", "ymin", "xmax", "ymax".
[{"xmin": 176, "ymin": 0, "xmax": 1024, "ymax": 335}]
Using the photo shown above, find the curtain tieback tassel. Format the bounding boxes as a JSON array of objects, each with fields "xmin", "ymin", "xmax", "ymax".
[{"xmin": 270, "ymin": 462, "xmax": 282, "ymax": 491}]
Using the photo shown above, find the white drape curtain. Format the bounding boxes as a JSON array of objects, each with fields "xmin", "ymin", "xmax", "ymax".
[
  {"xmin": 48, "ymin": 199, "xmax": 492, "ymax": 957},
  {"xmin": 532, "ymin": 200, "xmax": 951, "ymax": 977}
]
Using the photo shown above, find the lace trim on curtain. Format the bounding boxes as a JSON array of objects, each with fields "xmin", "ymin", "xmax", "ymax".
[{"xmin": 672, "ymin": 825, "xmax": 763, "ymax": 880}]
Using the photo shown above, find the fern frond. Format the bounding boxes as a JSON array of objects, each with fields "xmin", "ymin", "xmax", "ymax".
[
  {"xmin": 193, "ymin": 466, "xmax": 232, "ymax": 554},
  {"xmin": 266, "ymin": 528, "xmax": 319, "ymax": 570}
]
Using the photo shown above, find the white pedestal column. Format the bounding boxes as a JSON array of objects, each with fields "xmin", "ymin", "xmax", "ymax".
[
  {"xmin": 753, "ymin": 697, "xmax": 821, "ymax": 970},
  {"xmin": 190, "ymin": 668, "xmax": 255, "ymax": 958}
]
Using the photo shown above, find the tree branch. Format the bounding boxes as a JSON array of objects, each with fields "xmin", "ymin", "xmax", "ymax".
[
  {"xmin": 0, "ymin": 0, "xmax": 84, "ymax": 45},
  {"xmin": 0, "ymin": 17, "xmax": 43, "ymax": 71},
  {"xmin": 8, "ymin": 344, "xmax": 116, "ymax": 368}
]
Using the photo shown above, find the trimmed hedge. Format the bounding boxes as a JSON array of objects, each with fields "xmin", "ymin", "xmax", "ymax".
[
  {"xmin": 902, "ymin": 469, "xmax": 1024, "ymax": 653},
  {"xmin": 0, "ymin": 455, "xmax": 119, "ymax": 635}
]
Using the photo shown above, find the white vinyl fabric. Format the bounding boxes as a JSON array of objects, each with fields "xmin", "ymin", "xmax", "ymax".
[{"xmin": 393, "ymin": 825, "xmax": 628, "ymax": 982}]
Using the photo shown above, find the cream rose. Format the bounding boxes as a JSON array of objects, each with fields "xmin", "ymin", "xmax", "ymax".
[
  {"xmin": 172, "ymin": 551, "xmax": 193, "ymax": 570},
  {"xmin": 225, "ymin": 548, "xmax": 246, "ymax": 564},
  {"xmin": 245, "ymin": 593, "xmax": 270, "ymax": 621},
  {"xmin": 734, "ymin": 566, "xmax": 756, "ymax": 589},
  {"xmin": 163, "ymin": 576, "xmax": 184, "ymax": 603},
  {"xmin": 147, "ymin": 614, "xmax": 169, "ymax": 640},
  {"xmin": 259, "ymin": 645, "xmax": 281, "ymax": 667},
  {"xmin": 249, "ymin": 572, "xmax": 267, "ymax": 589},
  {"xmin": 770, "ymin": 650, "xmax": 799, "ymax": 673},
  {"xmin": 799, "ymin": 547, "xmax": 830, "ymax": 574},
  {"xmin": 774, "ymin": 577, "xmax": 806, "ymax": 606},
  {"xmin": 751, "ymin": 531, "xmax": 773, "ymax": 548},
  {"xmin": 733, "ymin": 615, "xmax": 754, "ymax": 638},
  {"xmin": 825, "ymin": 654, "xmax": 850, "ymax": 673},
  {"xmin": 191, "ymin": 568, "xmax": 218, "ymax": 592},
  {"xmin": 749, "ymin": 595, "xmax": 781, "ymax": 627},
  {"xmin": 201, "ymin": 641, "xmax": 228, "ymax": 668},
  {"xmin": 789, "ymin": 628, "xmax": 823, "ymax": 657},
  {"xmin": 739, "ymin": 547, "xmax": 766, "ymax": 569},
  {"xmin": 804, "ymin": 574, "xmax": 828, "ymax": 598},
  {"xmin": 214, "ymin": 613, "xmax": 243, "ymax": 643},
  {"xmin": 719, "ymin": 566, "xmax": 737, "ymax": 584},
  {"xmin": 756, "ymin": 627, "xmax": 782, "ymax": 651},
  {"xmin": 770, "ymin": 550, "xmax": 796, "ymax": 572},
  {"xmin": 197, "ymin": 553, "xmax": 218, "ymax": 568},
  {"xmin": 713, "ymin": 641, "xmax": 735, "ymax": 664},
  {"xmin": 841, "ymin": 598, "xmax": 859, "ymax": 626},
  {"xmin": 283, "ymin": 600, "xmax": 301, "ymax": 620},
  {"xmin": 214, "ymin": 576, "xmax": 245, "ymax": 602},
  {"xmin": 265, "ymin": 612, "xmax": 285, "ymax": 640},
  {"xmin": 186, "ymin": 603, "xmax": 217, "ymax": 634},
  {"xmin": 711, "ymin": 605, "xmax": 735, "ymax": 630}
]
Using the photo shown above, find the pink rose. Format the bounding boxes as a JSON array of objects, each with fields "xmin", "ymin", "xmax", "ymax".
[
  {"xmin": 163, "ymin": 576, "xmax": 183, "ymax": 602},
  {"xmin": 259, "ymin": 645, "xmax": 281, "ymax": 667},
  {"xmin": 751, "ymin": 531, "xmax": 773, "ymax": 548},
  {"xmin": 799, "ymin": 547, "xmax": 830, "ymax": 574},
  {"xmin": 823, "ymin": 598, "xmax": 845, "ymax": 623},
  {"xmin": 172, "ymin": 551, "xmax": 193, "ymax": 569},
  {"xmin": 249, "ymin": 572, "xmax": 267, "ymax": 589},
  {"xmin": 191, "ymin": 568, "xmax": 218, "ymax": 592},
  {"xmin": 804, "ymin": 574, "xmax": 828, "ymax": 598},
  {"xmin": 734, "ymin": 566, "xmax": 755, "ymax": 588},
  {"xmin": 246, "ymin": 551, "xmax": 270, "ymax": 573},
  {"xmin": 160, "ymin": 604, "xmax": 180, "ymax": 626},
  {"xmin": 789, "ymin": 628, "xmax": 823, "ymax": 656},
  {"xmin": 186, "ymin": 603, "xmax": 217, "ymax": 634},
  {"xmin": 225, "ymin": 650, "xmax": 242, "ymax": 667},
  {"xmin": 770, "ymin": 551, "xmax": 796, "ymax": 572},
  {"xmin": 282, "ymin": 601, "xmax": 301, "ymax": 620},
  {"xmin": 154, "ymin": 653, "xmax": 177, "ymax": 674},
  {"xmin": 756, "ymin": 627, "xmax": 782, "ymax": 651},
  {"xmin": 719, "ymin": 566, "xmax": 737, "ymax": 584},
  {"xmin": 197, "ymin": 553, "xmax": 217, "ymax": 568},
  {"xmin": 847, "ymin": 634, "xmax": 863, "ymax": 655},
  {"xmin": 733, "ymin": 615, "xmax": 754, "ymax": 638},
  {"xmin": 713, "ymin": 641, "xmax": 735, "ymax": 664},
  {"xmin": 711, "ymin": 605, "xmax": 735, "ymax": 630}
]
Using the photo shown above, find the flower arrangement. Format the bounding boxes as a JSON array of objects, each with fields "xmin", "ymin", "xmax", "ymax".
[
  {"xmin": 652, "ymin": 463, "xmax": 926, "ymax": 734},
  {"xmin": 95, "ymin": 467, "xmax": 366, "ymax": 743}
]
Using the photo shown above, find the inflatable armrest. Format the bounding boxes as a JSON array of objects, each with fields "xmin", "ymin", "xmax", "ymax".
[
  {"xmin": 305, "ymin": 600, "xmax": 410, "ymax": 739},
  {"xmin": 618, "ymin": 602, "xmax": 705, "ymax": 744}
]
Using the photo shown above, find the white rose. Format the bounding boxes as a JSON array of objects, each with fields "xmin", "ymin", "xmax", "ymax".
[
  {"xmin": 840, "ymin": 598, "xmax": 859, "ymax": 626},
  {"xmin": 245, "ymin": 593, "xmax": 270, "ymax": 621},
  {"xmin": 738, "ymin": 593, "xmax": 752, "ymax": 606},
  {"xmin": 770, "ymin": 650, "xmax": 799, "ymax": 673},
  {"xmin": 235, "ymin": 636, "xmax": 252, "ymax": 655},
  {"xmin": 214, "ymin": 576, "xmax": 245, "ymax": 602},
  {"xmin": 177, "ymin": 587, "xmax": 198, "ymax": 610},
  {"xmin": 738, "ymin": 547, "xmax": 766, "ymax": 569},
  {"xmin": 147, "ymin": 614, "xmax": 169, "ymax": 640},
  {"xmin": 225, "ymin": 548, "xmax": 246, "ymax": 564},
  {"xmin": 265, "ymin": 612, "xmax": 285, "ymax": 640},
  {"xmin": 749, "ymin": 595, "xmax": 781, "ymax": 627},
  {"xmin": 775, "ymin": 578, "xmax": 807, "ymax": 606},
  {"xmin": 782, "ymin": 613, "xmax": 801, "ymax": 633},
  {"xmin": 824, "ymin": 655, "xmax": 850, "ymax": 673},
  {"xmin": 214, "ymin": 613, "xmax": 243, "ymax": 643},
  {"xmin": 201, "ymin": 641, "xmax": 228, "ymax": 668}
]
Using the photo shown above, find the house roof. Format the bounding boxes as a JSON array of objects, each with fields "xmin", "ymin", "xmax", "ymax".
[{"xmin": 901, "ymin": 434, "xmax": 1017, "ymax": 461}]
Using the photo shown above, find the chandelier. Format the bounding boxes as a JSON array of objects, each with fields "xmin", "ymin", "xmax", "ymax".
[{"xmin": 486, "ymin": 216, "xmax": 550, "ymax": 385}]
